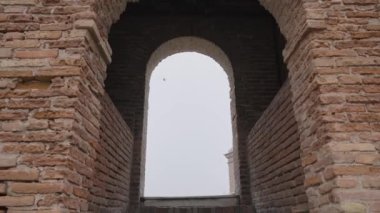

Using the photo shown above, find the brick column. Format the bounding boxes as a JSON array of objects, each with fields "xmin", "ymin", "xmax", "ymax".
[
  {"xmin": 0, "ymin": 0, "xmax": 130, "ymax": 212},
  {"xmin": 260, "ymin": 0, "xmax": 380, "ymax": 212}
]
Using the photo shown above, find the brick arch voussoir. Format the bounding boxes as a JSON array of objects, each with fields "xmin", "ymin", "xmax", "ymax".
[{"xmin": 257, "ymin": 0, "xmax": 319, "ymax": 63}]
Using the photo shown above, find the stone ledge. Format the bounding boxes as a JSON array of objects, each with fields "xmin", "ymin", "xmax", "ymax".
[
  {"xmin": 74, "ymin": 19, "xmax": 112, "ymax": 65},
  {"xmin": 142, "ymin": 195, "xmax": 239, "ymax": 207}
]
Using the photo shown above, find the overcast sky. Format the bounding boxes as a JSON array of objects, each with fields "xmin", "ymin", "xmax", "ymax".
[{"xmin": 144, "ymin": 52, "xmax": 233, "ymax": 197}]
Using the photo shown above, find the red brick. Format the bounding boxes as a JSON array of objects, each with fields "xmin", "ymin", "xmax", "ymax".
[
  {"xmin": 15, "ymin": 49, "xmax": 59, "ymax": 59},
  {"xmin": 335, "ymin": 178, "xmax": 358, "ymax": 188},
  {"xmin": 8, "ymin": 99, "xmax": 50, "ymax": 109},
  {"xmin": 0, "ymin": 112, "xmax": 28, "ymax": 120},
  {"xmin": 0, "ymin": 196, "xmax": 35, "ymax": 207},
  {"xmin": 328, "ymin": 143, "xmax": 376, "ymax": 152},
  {"xmin": 16, "ymin": 80, "xmax": 51, "ymax": 90},
  {"xmin": 305, "ymin": 175, "xmax": 323, "ymax": 187},
  {"xmin": 1, "ymin": 121, "xmax": 25, "ymax": 132},
  {"xmin": 0, "ymin": 168, "xmax": 39, "ymax": 181},
  {"xmin": 325, "ymin": 165, "xmax": 375, "ymax": 179},
  {"xmin": 2, "ymin": 143, "xmax": 45, "ymax": 154},
  {"xmin": 9, "ymin": 182, "xmax": 65, "ymax": 194},
  {"xmin": 362, "ymin": 177, "xmax": 380, "ymax": 189},
  {"xmin": 73, "ymin": 187, "xmax": 89, "ymax": 199},
  {"xmin": 355, "ymin": 154, "xmax": 379, "ymax": 165},
  {"xmin": 0, "ymin": 183, "xmax": 6, "ymax": 194},
  {"xmin": 34, "ymin": 110, "xmax": 75, "ymax": 119},
  {"xmin": 4, "ymin": 40, "xmax": 40, "ymax": 48},
  {"xmin": 25, "ymin": 31, "xmax": 62, "ymax": 40}
]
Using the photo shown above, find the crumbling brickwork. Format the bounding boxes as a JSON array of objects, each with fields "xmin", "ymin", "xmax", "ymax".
[
  {"xmin": 262, "ymin": 0, "xmax": 380, "ymax": 212},
  {"xmin": 0, "ymin": 0, "xmax": 131, "ymax": 212},
  {"xmin": 0, "ymin": 0, "xmax": 379, "ymax": 212}
]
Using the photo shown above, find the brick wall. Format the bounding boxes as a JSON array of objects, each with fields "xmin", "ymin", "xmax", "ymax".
[
  {"xmin": 0, "ymin": 0, "xmax": 130, "ymax": 212},
  {"xmin": 261, "ymin": 0, "xmax": 380, "ymax": 212},
  {"xmin": 90, "ymin": 94, "xmax": 134, "ymax": 212},
  {"xmin": 0, "ymin": 0, "xmax": 379, "ymax": 212},
  {"xmin": 247, "ymin": 82, "xmax": 308, "ymax": 212},
  {"xmin": 106, "ymin": 8, "xmax": 285, "ymax": 205}
]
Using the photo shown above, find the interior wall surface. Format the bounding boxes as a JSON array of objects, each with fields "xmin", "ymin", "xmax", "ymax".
[
  {"xmin": 106, "ymin": 10, "xmax": 285, "ymax": 206},
  {"xmin": 91, "ymin": 94, "xmax": 134, "ymax": 212},
  {"xmin": 248, "ymin": 81, "xmax": 308, "ymax": 212}
]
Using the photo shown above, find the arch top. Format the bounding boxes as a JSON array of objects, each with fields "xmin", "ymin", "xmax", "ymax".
[{"xmin": 146, "ymin": 36, "xmax": 234, "ymax": 83}]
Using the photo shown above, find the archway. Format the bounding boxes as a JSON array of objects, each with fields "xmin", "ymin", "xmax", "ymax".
[
  {"xmin": 144, "ymin": 52, "xmax": 233, "ymax": 197},
  {"xmin": 4, "ymin": 0, "xmax": 379, "ymax": 212},
  {"xmin": 142, "ymin": 37, "xmax": 238, "ymax": 197},
  {"xmin": 105, "ymin": 1, "xmax": 303, "ymax": 210}
]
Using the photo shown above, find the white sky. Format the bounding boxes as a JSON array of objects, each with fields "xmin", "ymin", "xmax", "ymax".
[{"xmin": 144, "ymin": 52, "xmax": 233, "ymax": 197}]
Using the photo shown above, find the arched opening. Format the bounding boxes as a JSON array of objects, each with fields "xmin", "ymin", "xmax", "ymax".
[
  {"xmin": 142, "ymin": 37, "xmax": 238, "ymax": 198},
  {"xmin": 104, "ymin": 1, "xmax": 307, "ymax": 211},
  {"xmin": 144, "ymin": 52, "xmax": 233, "ymax": 197}
]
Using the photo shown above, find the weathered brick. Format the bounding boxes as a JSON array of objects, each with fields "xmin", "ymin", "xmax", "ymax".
[
  {"xmin": 20, "ymin": 155, "xmax": 69, "ymax": 167},
  {"xmin": 0, "ymin": 48, "xmax": 12, "ymax": 58},
  {"xmin": 8, "ymin": 99, "xmax": 50, "ymax": 109},
  {"xmin": 34, "ymin": 110, "xmax": 75, "ymax": 119},
  {"xmin": 328, "ymin": 143, "xmax": 376, "ymax": 152},
  {"xmin": 16, "ymin": 81, "xmax": 51, "ymax": 90},
  {"xmin": 341, "ymin": 202, "xmax": 367, "ymax": 213},
  {"xmin": 15, "ymin": 49, "xmax": 59, "ymax": 59},
  {"xmin": 342, "ymin": 0, "xmax": 378, "ymax": 4},
  {"xmin": 40, "ymin": 23, "xmax": 72, "ymax": 31},
  {"xmin": 0, "ymin": 168, "xmax": 39, "ymax": 181},
  {"xmin": 326, "ymin": 123, "xmax": 372, "ymax": 132},
  {"xmin": 4, "ymin": 40, "xmax": 40, "ymax": 48},
  {"xmin": 2, "ymin": 143, "xmax": 45, "ymax": 154},
  {"xmin": 348, "ymin": 113, "xmax": 380, "ymax": 122},
  {"xmin": 0, "ymin": 131, "xmax": 69, "ymax": 142},
  {"xmin": 334, "ymin": 190, "xmax": 380, "ymax": 202},
  {"xmin": 1, "ymin": 121, "xmax": 25, "ymax": 132},
  {"xmin": 362, "ymin": 177, "xmax": 380, "ymax": 189},
  {"xmin": 0, "ymin": 112, "xmax": 28, "ymax": 120},
  {"xmin": 0, "ymin": 154, "xmax": 18, "ymax": 168},
  {"xmin": 0, "ymin": 0, "xmax": 37, "ymax": 5},
  {"xmin": 0, "ymin": 183, "xmax": 6, "ymax": 194},
  {"xmin": 25, "ymin": 31, "xmax": 62, "ymax": 40},
  {"xmin": 4, "ymin": 6, "xmax": 27, "ymax": 13},
  {"xmin": 0, "ymin": 196, "xmax": 35, "ymax": 207},
  {"xmin": 335, "ymin": 178, "xmax": 358, "ymax": 188},
  {"xmin": 305, "ymin": 175, "xmax": 323, "ymax": 187},
  {"xmin": 325, "ymin": 166, "xmax": 375, "ymax": 179},
  {"xmin": 27, "ymin": 119, "xmax": 49, "ymax": 130},
  {"xmin": 0, "ymin": 59, "xmax": 48, "ymax": 67},
  {"xmin": 9, "ymin": 182, "xmax": 65, "ymax": 194},
  {"xmin": 73, "ymin": 187, "xmax": 89, "ymax": 199},
  {"xmin": 355, "ymin": 154, "xmax": 379, "ymax": 165}
]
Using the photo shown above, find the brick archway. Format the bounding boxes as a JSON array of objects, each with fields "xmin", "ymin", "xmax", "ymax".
[
  {"xmin": 0, "ymin": 0, "xmax": 379, "ymax": 212},
  {"xmin": 141, "ymin": 36, "xmax": 238, "ymax": 197},
  {"xmin": 105, "ymin": 3, "xmax": 290, "ymax": 207}
]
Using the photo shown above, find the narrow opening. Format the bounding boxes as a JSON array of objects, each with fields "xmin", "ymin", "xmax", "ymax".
[{"xmin": 144, "ymin": 52, "xmax": 233, "ymax": 197}]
